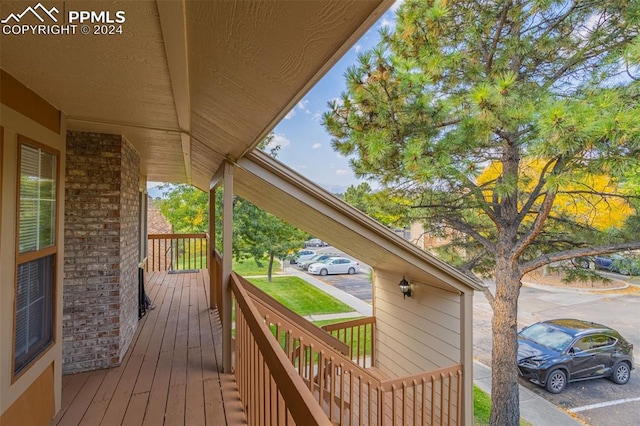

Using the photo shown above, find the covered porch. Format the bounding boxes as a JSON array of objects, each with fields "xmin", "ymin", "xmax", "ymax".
[
  {"xmin": 52, "ymin": 263, "xmax": 464, "ymax": 426},
  {"xmin": 51, "ymin": 270, "xmax": 246, "ymax": 426}
]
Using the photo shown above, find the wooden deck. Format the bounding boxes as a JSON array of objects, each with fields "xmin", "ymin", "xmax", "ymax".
[{"xmin": 51, "ymin": 270, "xmax": 246, "ymax": 426}]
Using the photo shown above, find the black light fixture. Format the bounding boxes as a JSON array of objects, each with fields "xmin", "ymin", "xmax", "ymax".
[{"xmin": 399, "ymin": 276, "xmax": 412, "ymax": 298}]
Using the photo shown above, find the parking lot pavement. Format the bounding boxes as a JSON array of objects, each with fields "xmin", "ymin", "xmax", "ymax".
[
  {"xmin": 311, "ymin": 272, "xmax": 373, "ymax": 304},
  {"xmin": 474, "ymin": 280, "xmax": 640, "ymax": 426},
  {"xmin": 300, "ymin": 246, "xmax": 373, "ymax": 303}
]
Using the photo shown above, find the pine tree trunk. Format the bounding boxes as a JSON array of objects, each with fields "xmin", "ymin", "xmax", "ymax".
[
  {"xmin": 267, "ymin": 251, "xmax": 275, "ymax": 282},
  {"xmin": 490, "ymin": 255, "xmax": 522, "ymax": 426}
]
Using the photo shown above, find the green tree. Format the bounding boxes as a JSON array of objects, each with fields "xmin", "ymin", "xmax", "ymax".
[
  {"xmin": 158, "ymin": 135, "xmax": 307, "ymax": 280},
  {"xmin": 323, "ymin": 1, "xmax": 640, "ymax": 424},
  {"xmin": 158, "ymin": 184, "xmax": 209, "ymax": 233},
  {"xmin": 233, "ymin": 197, "xmax": 308, "ymax": 281},
  {"xmin": 343, "ymin": 182, "xmax": 409, "ymax": 226}
]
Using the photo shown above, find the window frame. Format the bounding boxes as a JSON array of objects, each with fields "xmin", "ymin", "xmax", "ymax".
[{"xmin": 12, "ymin": 135, "xmax": 59, "ymax": 382}]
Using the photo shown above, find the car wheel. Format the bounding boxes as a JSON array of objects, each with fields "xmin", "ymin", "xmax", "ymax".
[
  {"xmin": 545, "ymin": 369, "xmax": 567, "ymax": 394},
  {"xmin": 610, "ymin": 362, "xmax": 631, "ymax": 385},
  {"xmin": 320, "ymin": 269, "xmax": 328, "ymax": 276},
  {"xmin": 348, "ymin": 267, "xmax": 356, "ymax": 275},
  {"xmin": 572, "ymin": 257, "xmax": 590, "ymax": 269}
]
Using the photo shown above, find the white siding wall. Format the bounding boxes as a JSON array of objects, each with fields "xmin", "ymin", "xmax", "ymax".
[{"xmin": 374, "ymin": 269, "xmax": 461, "ymax": 378}]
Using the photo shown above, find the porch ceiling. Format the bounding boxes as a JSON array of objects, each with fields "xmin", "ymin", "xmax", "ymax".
[
  {"xmin": 0, "ymin": 0, "xmax": 391, "ymax": 189},
  {"xmin": 234, "ymin": 151, "xmax": 484, "ymax": 294}
]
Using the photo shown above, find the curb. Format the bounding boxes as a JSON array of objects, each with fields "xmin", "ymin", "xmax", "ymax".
[
  {"xmin": 473, "ymin": 360, "xmax": 584, "ymax": 426},
  {"xmin": 521, "ymin": 280, "xmax": 629, "ymax": 294}
]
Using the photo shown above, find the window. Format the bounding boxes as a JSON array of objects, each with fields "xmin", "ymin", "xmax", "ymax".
[
  {"xmin": 573, "ymin": 337, "xmax": 592, "ymax": 352},
  {"xmin": 591, "ymin": 334, "xmax": 615, "ymax": 349},
  {"xmin": 13, "ymin": 138, "xmax": 57, "ymax": 377}
]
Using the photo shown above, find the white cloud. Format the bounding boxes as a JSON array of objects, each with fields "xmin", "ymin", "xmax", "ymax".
[
  {"xmin": 265, "ymin": 133, "xmax": 291, "ymax": 152},
  {"xmin": 294, "ymin": 164, "xmax": 308, "ymax": 170},
  {"xmin": 380, "ymin": 17, "xmax": 393, "ymax": 28},
  {"xmin": 354, "ymin": 43, "xmax": 362, "ymax": 53},
  {"xmin": 312, "ymin": 143, "xmax": 322, "ymax": 149},
  {"xmin": 336, "ymin": 169, "xmax": 349, "ymax": 176},
  {"xmin": 336, "ymin": 152, "xmax": 346, "ymax": 159},
  {"xmin": 286, "ymin": 99, "xmax": 310, "ymax": 119},
  {"xmin": 312, "ymin": 111, "xmax": 322, "ymax": 122},
  {"xmin": 297, "ymin": 99, "xmax": 310, "ymax": 112}
]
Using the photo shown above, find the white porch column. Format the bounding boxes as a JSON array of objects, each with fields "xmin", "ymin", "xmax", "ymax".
[{"xmin": 222, "ymin": 161, "xmax": 234, "ymax": 373}]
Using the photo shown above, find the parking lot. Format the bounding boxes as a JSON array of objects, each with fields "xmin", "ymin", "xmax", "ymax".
[
  {"xmin": 475, "ymin": 280, "xmax": 640, "ymax": 426},
  {"xmin": 295, "ymin": 246, "xmax": 373, "ymax": 303},
  {"xmin": 294, "ymin": 246, "xmax": 640, "ymax": 425}
]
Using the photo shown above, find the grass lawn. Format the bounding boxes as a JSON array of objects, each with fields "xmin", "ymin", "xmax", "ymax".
[
  {"xmin": 247, "ymin": 276, "xmax": 355, "ymax": 316},
  {"xmin": 233, "ymin": 258, "xmax": 280, "ymax": 276},
  {"xmin": 313, "ymin": 317, "xmax": 372, "ymax": 356},
  {"xmin": 474, "ymin": 385, "xmax": 532, "ymax": 426}
]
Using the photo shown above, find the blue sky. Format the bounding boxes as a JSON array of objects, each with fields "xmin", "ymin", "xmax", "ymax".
[
  {"xmin": 149, "ymin": 1, "xmax": 402, "ymax": 198},
  {"xmin": 266, "ymin": 2, "xmax": 401, "ymax": 193}
]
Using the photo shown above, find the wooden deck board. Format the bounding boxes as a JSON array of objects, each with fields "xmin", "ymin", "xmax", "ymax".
[{"xmin": 51, "ymin": 270, "xmax": 243, "ymax": 426}]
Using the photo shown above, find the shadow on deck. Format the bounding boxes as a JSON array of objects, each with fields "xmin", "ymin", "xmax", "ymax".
[{"xmin": 51, "ymin": 270, "xmax": 246, "ymax": 426}]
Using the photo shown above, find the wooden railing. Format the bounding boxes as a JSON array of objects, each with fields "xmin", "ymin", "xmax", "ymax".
[
  {"xmin": 231, "ymin": 272, "xmax": 332, "ymax": 426},
  {"xmin": 322, "ymin": 317, "xmax": 376, "ymax": 369},
  {"xmin": 147, "ymin": 233, "xmax": 208, "ymax": 271},
  {"xmin": 379, "ymin": 366, "xmax": 462, "ymax": 425},
  {"xmin": 232, "ymin": 273, "xmax": 463, "ymax": 425}
]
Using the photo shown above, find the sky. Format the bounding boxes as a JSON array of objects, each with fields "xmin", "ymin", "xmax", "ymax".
[
  {"xmin": 266, "ymin": 2, "xmax": 402, "ymax": 194},
  {"xmin": 149, "ymin": 1, "xmax": 403, "ymax": 198}
]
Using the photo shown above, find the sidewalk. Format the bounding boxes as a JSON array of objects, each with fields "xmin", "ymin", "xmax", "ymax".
[
  {"xmin": 474, "ymin": 361, "xmax": 583, "ymax": 426},
  {"xmin": 277, "ymin": 266, "xmax": 581, "ymax": 426}
]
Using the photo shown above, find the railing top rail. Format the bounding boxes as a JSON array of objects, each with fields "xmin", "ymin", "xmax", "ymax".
[
  {"xmin": 320, "ymin": 316, "xmax": 375, "ymax": 332},
  {"xmin": 231, "ymin": 272, "xmax": 332, "ymax": 426},
  {"xmin": 380, "ymin": 363, "xmax": 463, "ymax": 391},
  {"xmin": 148, "ymin": 233, "xmax": 208, "ymax": 239}
]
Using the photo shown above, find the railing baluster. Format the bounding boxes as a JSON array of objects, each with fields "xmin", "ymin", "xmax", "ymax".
[
  {"xmin": 147, "ymin": 233, "xmax": 209, "ymax": 272},
  {"xmin": 431, "ymin": 374, "xmax": 437, "ymax": 425},
  {"xmin": 231, "ymin": 272, "xmax": 463, "ymax": 426}
]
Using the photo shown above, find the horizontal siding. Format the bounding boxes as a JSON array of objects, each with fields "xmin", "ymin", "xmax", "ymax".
[
  {"xmin": 375, "ymin": 303, "xmax": 460, "ymax": 361},
  {"xmin": 375, "ymin": 286, "xmax": 461, "ymax": 337},
  {"xmin": 374, "ymin": 271, "xmax": 461, "ymax": 377}
]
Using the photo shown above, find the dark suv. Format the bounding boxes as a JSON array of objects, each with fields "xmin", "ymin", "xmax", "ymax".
[{"xmin": 517, "ymin": 319, "xmax": 634, "ymax": 393}]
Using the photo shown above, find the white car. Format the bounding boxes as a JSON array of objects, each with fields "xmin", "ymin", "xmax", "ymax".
[
  {"xmin": 298, "ymin": 254, "xmax": 337, "ymax": 270},
  {"xmin": 292, "ymin": 249, "xmax": 316, "ymax": 264},
  {"xmin": 307, "ymin": 257, "xmax": 359, "ymax": 276}
]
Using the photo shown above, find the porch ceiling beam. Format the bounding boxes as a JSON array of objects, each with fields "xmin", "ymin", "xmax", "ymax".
[{"xmin": 157, "ymin": 0, "xmax": 192, "ymax": 184}]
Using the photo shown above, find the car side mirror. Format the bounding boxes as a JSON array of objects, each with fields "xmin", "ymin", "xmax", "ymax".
[{"xmin": 570, "ymin": 347, "xmax": 581, "ymax": 355}]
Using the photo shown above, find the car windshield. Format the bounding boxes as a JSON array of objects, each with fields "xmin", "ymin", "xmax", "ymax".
[{"xmin": 519, "ymin": 323, "xmax": 573, "ymax": 352}]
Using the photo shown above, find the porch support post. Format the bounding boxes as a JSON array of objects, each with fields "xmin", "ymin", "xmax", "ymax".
[
  {"xmin": 208, "ymin": 185, "xmax": 216, "ymax": 309},
  {"xmin": 222, "ymin": 161, "xmax": 234, "ymax": 373},
  {"xmin": 460, "ymin": 291, "xmax": 474, "ymax": 425}
]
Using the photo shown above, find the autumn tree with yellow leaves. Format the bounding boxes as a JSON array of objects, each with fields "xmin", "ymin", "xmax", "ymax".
[{"xmin": 323, "ymin": 1, "xmax": 640, "ymax": 424}]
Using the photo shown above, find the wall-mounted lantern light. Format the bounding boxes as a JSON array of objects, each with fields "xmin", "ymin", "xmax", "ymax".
[{"xmin": 399, "ymin": 276, "xmax": 412, "ymax": 299}]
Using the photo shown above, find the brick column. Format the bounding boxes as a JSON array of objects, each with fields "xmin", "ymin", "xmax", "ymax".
[{"xmin": 63, "ymin": 131, "xmax": 140, "ymax": 373}]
